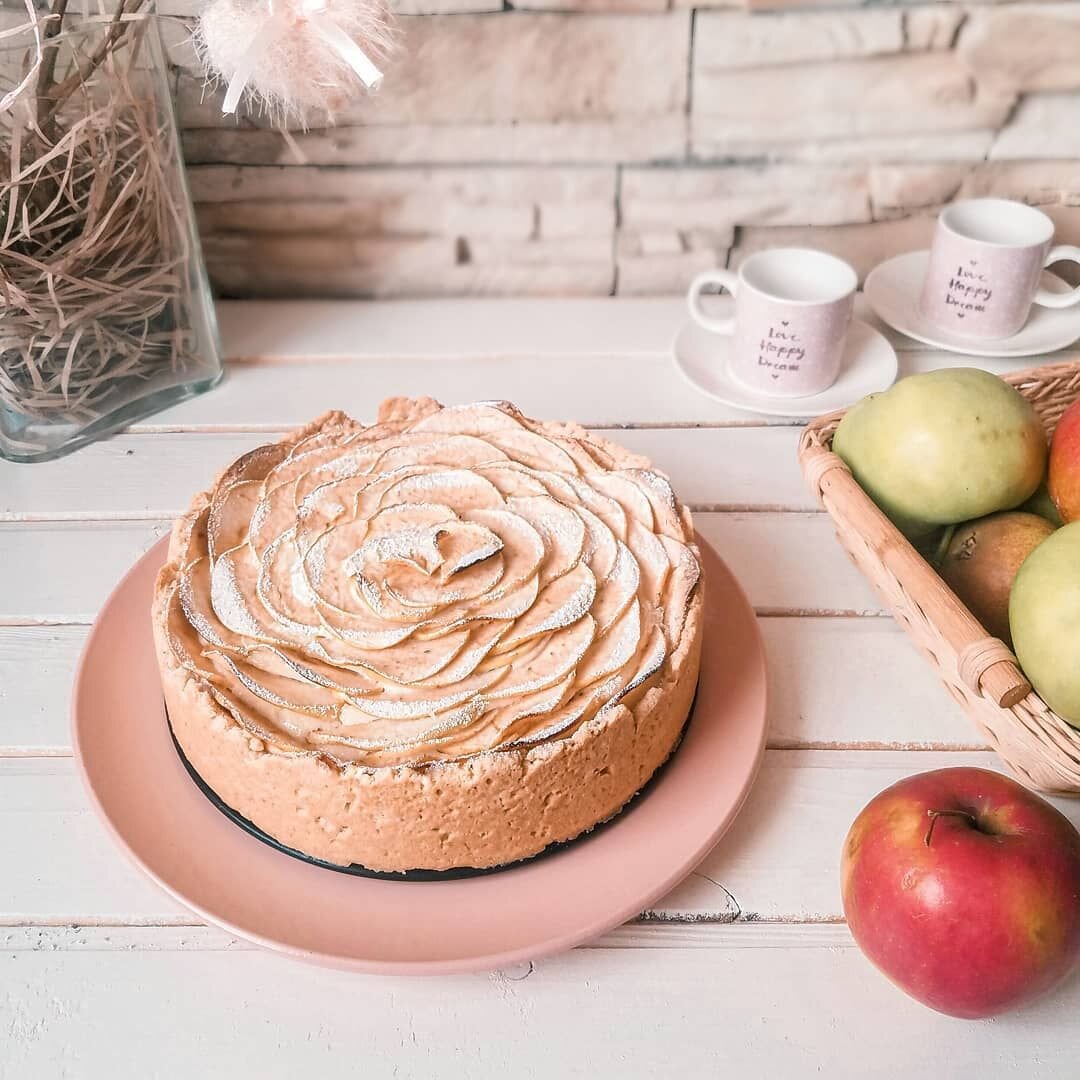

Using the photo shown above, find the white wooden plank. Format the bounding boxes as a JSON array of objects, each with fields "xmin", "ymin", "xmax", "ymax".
[
  {"xmin": 124, "ymin": 344, "xmax": 1068, "ymax": 434},
  {"xmin": 212, "ymin": 295, "xmax": 908, "ymax": 362},
  {"xmin": 0, "ymin": 521, "xmax": 173, "ymax": 624},
  {"xmin": 0, "ymin": 427, "xmax": 813, "ymax": 520},
  {"xmin": 0, "ymin": 433, "xmax": 271, "ymax": 521},
  {"xmin": 212, "ymin": 298, "xmax": 1077, "ymax": 371},
  {"xmin": 761, "ymin": 617, "xmax": 977, "ymax": 749},
  {"xmin": 2, "ymin": 926, "xmax": 1079, "ymax": 1078},
  {"xmin": 137, "ymin": 350, "xmax": 811, "ymax": 430},
  {"xmin": 0, "ymin": 627, "xmax": 86, "ymax": 753},
  {"xmin": 0, "ymin": 619, "xmax": 977, "ymax": 754},
  {"xmin": 0, "ymin": 514, "xmax": 881, "ymax": 623},
  {"xmin": 217, "ymin": 298, "xmax": 690, "ymax": 360},
  {"xmin": 16, "ymin": 296, "xmax": 1039, "ymax": 435},
  {"xmin": 696, "ymin": 513, "xmax": 881, "ymax": 615},
  {"xmin": 0, "ymin": 759, "xmax": 191, "ymax": 924},
  {"xmin": 102, "ymin": 346, "xmax": 1073, "ymax": 440},
  {"xmin": 0, "ymin": 751, "xmax": 1042, "ymax": 926},
  {"xmin": 0, "ymin": 300, "xmax": 1042, "ymax": 438},
  {"xmin": 113, "ymin": 298, "xmax": 907, "ymax": 432}
]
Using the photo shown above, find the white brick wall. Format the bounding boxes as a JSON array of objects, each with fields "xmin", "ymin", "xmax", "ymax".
[{"xmin": 174, "ymin": 2, "xmax": 1080, "ymax": 297}]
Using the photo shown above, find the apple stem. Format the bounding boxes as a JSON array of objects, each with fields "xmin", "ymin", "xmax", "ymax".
[{"xmin": 924, "ymin": 808, "xmax": 978, "ymax": 847}]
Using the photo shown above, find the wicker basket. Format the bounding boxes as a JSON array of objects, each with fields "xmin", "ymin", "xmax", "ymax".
[{"xmin": 798, "ymin": 358, "xmax": 1080, "ymax": 795}]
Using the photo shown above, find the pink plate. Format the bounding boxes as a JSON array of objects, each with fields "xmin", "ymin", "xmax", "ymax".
[{"xmin": 72, "ymin": 535, "xmax": 767, "ymax": 974}]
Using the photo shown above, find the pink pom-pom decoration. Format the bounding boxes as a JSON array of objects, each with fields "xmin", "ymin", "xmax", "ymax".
[{"xmin": 195, "ymin": 0, "xmax": 394, "ymax": 125}]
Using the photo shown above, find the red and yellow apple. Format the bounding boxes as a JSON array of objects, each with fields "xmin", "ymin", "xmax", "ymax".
[
  {"xmin": 1049, "ymin": 397, "xmax": 1080, "ymax": 523},
  {"xmin": 842, "ymin": 767, "xmax": 1080, "ymax": 1018}
]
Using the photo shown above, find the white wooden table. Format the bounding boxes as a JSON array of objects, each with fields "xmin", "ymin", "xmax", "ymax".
[{"xmin": 2, "ymin": 299, "xmax": 1079, "ymax": 1077}]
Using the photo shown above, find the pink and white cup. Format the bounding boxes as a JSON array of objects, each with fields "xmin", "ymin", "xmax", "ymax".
[
  {"xmin": 686, "ymin": 248, "xmax": 857, "ymax": 398},
  {"xmin": 919, "ymin": 198, "xmax": 1080, "ymax": 340}
]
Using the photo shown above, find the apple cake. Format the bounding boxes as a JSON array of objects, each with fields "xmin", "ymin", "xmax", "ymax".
[{"xmin": 152, "ymin": 397, "xmax": 704, "ymax": 872}]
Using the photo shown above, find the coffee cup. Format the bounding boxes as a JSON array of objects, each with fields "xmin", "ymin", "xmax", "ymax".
[
  {"xmin": 919, "ymin": 198, "xmax": 1080, "ymax": 340},
  {"xmin": 686, "ymin": 248, "xmax": 857, "ymax": 398}
]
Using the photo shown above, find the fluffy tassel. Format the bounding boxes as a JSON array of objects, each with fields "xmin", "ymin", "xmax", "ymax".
[{"xmin": 195, "ymin": 0, "xmax": 395, "ymax": 126}]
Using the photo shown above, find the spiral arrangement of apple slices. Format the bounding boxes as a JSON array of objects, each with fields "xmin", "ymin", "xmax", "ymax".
[{"xmin": 162, "ymin": 401, "xmax": 701, "ymax": 768}]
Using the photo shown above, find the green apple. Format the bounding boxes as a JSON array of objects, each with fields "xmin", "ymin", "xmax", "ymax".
[
  {"xmin": 1010, "ymin": 521, "xmax": 1080, "ymax": 725},
  {"xmin": 833, "ymin": 369, "xmax": 1047, "ymax": 538}
]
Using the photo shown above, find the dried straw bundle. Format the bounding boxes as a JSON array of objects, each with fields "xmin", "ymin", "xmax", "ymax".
[{"xmin": 0, "ymin": 6, "xmax": 195, "ymax": 424}]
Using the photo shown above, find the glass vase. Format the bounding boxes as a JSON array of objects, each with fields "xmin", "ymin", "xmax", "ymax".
[{"xmin": 0, "ymin": 3, "xmax": 221, "ymax": 463}]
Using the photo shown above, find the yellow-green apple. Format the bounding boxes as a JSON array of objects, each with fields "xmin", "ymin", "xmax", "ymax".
[
  {"xmin": 842, "ymin": 767, "xmax": 1080, "ymax": 1018},
  {"xmin": 1010, "ymin": 521, "xmax": 1080, "ymax": 725},
  {"xmin": 833, "ymin": 369, "xmax": 1046, "ymax": 539},
  {"xmin": 939, "ymin": 511, "xmax": 1054, "ymax": 646},
  {"xmin": 1049, "ymin": 397, "xmax": 1080, "ymax": 523}
]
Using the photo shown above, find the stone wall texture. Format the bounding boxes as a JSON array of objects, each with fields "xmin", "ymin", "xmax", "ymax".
[{"xmin": 167, "ymin": 0, "xmax": 1080, "ymax": 297}]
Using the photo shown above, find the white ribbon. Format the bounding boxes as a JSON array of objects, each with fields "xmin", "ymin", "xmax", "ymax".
[
  {"xmin": 221, "ymin": 22, "xmax": 275, "ymax": 115},
  {"xmin": 307, "ymin": 11, "xmax": 382, "ymax": 90}
]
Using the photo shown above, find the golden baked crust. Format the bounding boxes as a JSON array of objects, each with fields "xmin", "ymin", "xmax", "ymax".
[{"xmin": 152, "ymin": 398, "xmax": 704, "ymax": 871}]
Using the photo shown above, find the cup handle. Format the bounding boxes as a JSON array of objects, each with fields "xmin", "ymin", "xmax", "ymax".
[
  {"xmin": 1034, "ymin": 245, "xmax": 1080, "ymax": 309},
  {"xmin": 687, "ymin": 268, "xmax": 739, "ymax": 334}
]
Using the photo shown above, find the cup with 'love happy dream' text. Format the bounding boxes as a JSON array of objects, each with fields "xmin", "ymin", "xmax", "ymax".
[
  {"xmin": 686, "ymin": 248, "xmax": 857, "ymax": 398},
  {"xmin": 919, "ymin": 198, "xmax": 1080, "ymax": 340}
]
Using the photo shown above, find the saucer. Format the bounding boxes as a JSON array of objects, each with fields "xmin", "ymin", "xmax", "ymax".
[
  {"xmin": 864, "ymin": 250, "xmax": 1080, "ymax": 358},
  {"xmin": 672, "ymin": 315, "xmax": 898, "ymax": 419}
]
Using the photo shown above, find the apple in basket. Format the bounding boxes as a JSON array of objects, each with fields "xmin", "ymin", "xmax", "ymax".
[
  {"xmin": 832, "ymin": 369, "xmax": 1046, "ymax": 539},
  {"xmin": 842, "ymin": 767, "xmax": 1080, "ymax": 1018},
  {"xmin": 1049, "ymin": 396, "xmax": 1080, "ymax": 523},
  {"xmin": 939, "ymin": 511, "xmax": 1055, "ymax": 647},
  {"xmin": 1010, "ymin": 522, "xmax": 1080, "ymax": 726}
]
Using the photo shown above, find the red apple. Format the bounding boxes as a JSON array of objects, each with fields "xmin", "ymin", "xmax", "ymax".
[
  {"xmin": 1049, "ymin": 396, "xmax": 1080, "ymax": 523},
  {"xmin": 841, "ymin": 767, "xmax": 1080, "ymax": 1018}
]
